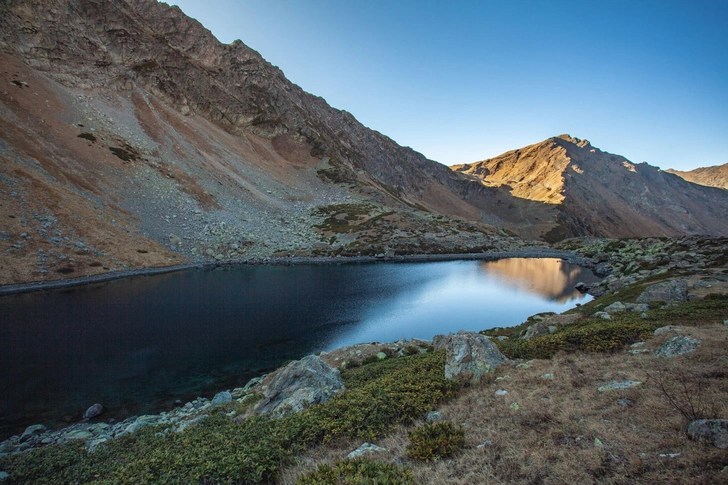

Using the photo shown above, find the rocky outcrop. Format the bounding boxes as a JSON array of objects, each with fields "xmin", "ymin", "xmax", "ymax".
[
  {"xmin": 637, "ymin": 280, "xmax": 688, "ymax": 303},
  {"xmin": 433, "ymin": 331, "xmax": 506, "ymax": 382},
  {"xmin": 254, "ymin": 355, "xmax": 344, "ymax": 417}
]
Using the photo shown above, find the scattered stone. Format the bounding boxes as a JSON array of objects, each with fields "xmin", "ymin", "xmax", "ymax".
[
  {"xmin": 687, "ymin": 419, "xmax": 728, "ymax": 449},
  {"xmin": 625, "ymin": 303, "xmax": 650, "ymax": 313},
  {"xmin": 636, "ymin": 279, "xmax": 688, "ymax": 303},
  {"xmin": 426, "ymin": 411, "xmax": 443, "ymax": 423},
  {"xmin": 433, "ymin": 330, "xmax": 506, "ymax": 382},
  {"xmin": 254, "ymin": 355, "xmax": 344, "ymax": 417},
  {"xmin": 169, "ymin": 234, "xmax": 182, "ymax": 246},
  {"xmin": 640, "ymin": 312, "xmax": 648, "ymax": 319},
  {"xmin": 594, "ymin": 437, "xmax": 604, "ymax": 447},
  {"xmin": 575, "ymin": 282, "xmax": 589, "ymax": 293},
  {"xmin": 211, "ymin": 391, "xmax": 232, "ymax": 406},
  {"xmin": 658, "ymin": 453, "xmax": 681, "ymax": 458},
  {"xmin": 654, "ymin": 325, "xmax": 679, "ymax": 336},
  {"xmin": 509, "ymin": 402, "xmax": 519, "ymax": 411},
  {"xmin": 83, "ymin": 403, "xmax": 103, "ymax": 420},
  {"xmin": 593, "ymin": 312, "xmax": 611, "ymax": 320},
  {"xmin": 516, "ymin": 362, "xmax": 531, "ymax": 369},
  {"xmin": 476, "ymin": 440, "xmax": 493, "ymax": 448},
  {"xmin": 617, "ymin": 398, "xmax": 634, "ymax": 407},
  {"xmin": 66, "ymin": 430, "xmax": 93, "ymax": 440},
  {"xmin": 495, "ymin": 389, "xmax": 508, "ymax": 396},
  {"xmin": 541, "ymin": 373, "xmax": 554, "ymax": 380},
  {"xmin": 723, "ymin": 320, "xmax": 728, "ymax": 326},
  {"xmin": 347, "ymin": 442, "xmax": 387, "ymax": 459},
  {"xmin": 495, "ymin": 375, "xmax": 510, "ymax": 381},
  {"xmin": 20, "ymin": 424, "xmax": 47, "ymax": 442},
  {"xmin": 0, "ymin": 471, "xmax": 8, "ymax": 481},
  {"xmin": 376, "ymin": 351, "xmax": 387, "ymax": 360},
  {"xmin": 604, "ymin": 301, "xmax": 626, "ymax": 313},
  {"xmin": 655, "ymin": 336, "xmax": 700, "ymax": 358},
  {"xmin": 597, "ymin": 380, "xmax": 642, "ymax": 392}
]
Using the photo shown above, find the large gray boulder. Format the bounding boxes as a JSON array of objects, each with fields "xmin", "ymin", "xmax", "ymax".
[
  {"xmin": 655, "ymin": 336, "xmax": 700, "ymax": 358},
  {"xmin": 254, "ymin": 355, "xmax": 344, "ymax": 417},
  {"xmin": 687, "ymin": 419, "xmax": 728, "ymax": 449},
  {"xmin": 636, "ymin": 279, "xmax": 688, "ymax": 303},
  {"xmin": 434, "ymin": 330, "xmax": 506, "ymax": 383}
]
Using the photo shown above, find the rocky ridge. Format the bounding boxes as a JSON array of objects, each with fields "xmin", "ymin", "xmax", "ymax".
[{"xmin": 667, "ymin": 163, "xmax": 728, "ymax": 190}]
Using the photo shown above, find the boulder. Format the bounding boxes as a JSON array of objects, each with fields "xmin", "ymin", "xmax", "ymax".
[
  {"xmin": 687, "ymin": 419, "xmax": 728, "ymax": 449},
  {"xmin": 434, "ymin": 331, "xmax": 506, "ymax": 382},
  {"xmin": 636, "ymin": 279, "xmax": 688, "ymax": 303},
  {"xmin": 624, "ymin": 303, "xmax": 650, "ymax": 313},
  {"xmin": 597, "ymin": 380, "xmax": 642, "ymax": 392},
  {"xmin": 655, "ymin": 336, "xmax": 700, "ymax": 358},
  {"xmin": 347, "ymin": 442, "xmax": 387, "ymax": 459},
  {"xmin": 574, "ymin": 282, "xmax": 590, "ymax": 293},
  {"xmin": 254, "ymin": 355, "xmax": 344, "ymax": 417},
  {"xmin": 604, "ymin": 301, "xmax": 627, "ymax": 313},
  {"xmin": 19, "ymin": 424, "xmax": 47, "ymax": 442},
  {"xmin": 211, "ymin": 391, "xmax": 232, "ymax": 407},
  {"xmin": 593, "ymin": 311, "xmax": 611, "ymax": 320},
  {"xmin": 83, "ymin": 403, "xmax": 103, "ymax": 420}
]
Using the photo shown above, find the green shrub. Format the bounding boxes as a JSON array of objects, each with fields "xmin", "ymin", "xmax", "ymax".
[
  {"xmin": 406, "ymin": 422, "xmax": 465, "ymax": 461},
  {"xmin": 297, "ymin": 458, "xmax": 415, "ymax": 485}
]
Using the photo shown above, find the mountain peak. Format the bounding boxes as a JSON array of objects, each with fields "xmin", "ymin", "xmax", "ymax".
[{"xmin": 554, "ymin": 134, "xmax": 591, "ymax": 148}]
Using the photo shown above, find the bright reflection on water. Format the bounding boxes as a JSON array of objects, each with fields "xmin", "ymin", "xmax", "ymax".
[
  {"xmin": 0, "ymin": 258, "xmax": 598, "ymax": 439},
  {"xmin": 328, "ymin": 258, "xmax": 597, "ymax": 349}
]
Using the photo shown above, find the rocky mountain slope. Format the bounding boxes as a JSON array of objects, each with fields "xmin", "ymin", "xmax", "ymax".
[
  {"xmin": 667, "ymin": 163, "xmax": 728, "ymax": 190},
  {"xmin": 1, "ymin": 0, "xmax": 727, "ymax": 286},
  {"xmin": 453, "ymin": 135, "xmax": 728, "ymax": 240},
  {"xmin": 0, "ymin": 0, "xmax": 525, "ymax": 285}
]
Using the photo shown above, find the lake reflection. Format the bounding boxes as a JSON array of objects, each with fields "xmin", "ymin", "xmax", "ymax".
[{"xmin": 0, "ymin": 258, "xmax": 598, "ymax": 439}]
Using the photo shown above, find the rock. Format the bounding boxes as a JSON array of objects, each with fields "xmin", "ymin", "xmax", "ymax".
[
  {"xmin": 426, "ymin": 411, "xmax": 443, "ymax": 423},
  {"xmin": 509, "ymin": 402, "xmax": 519, "ymax": 411},
  {"xmin": 640, "ymin": 312, "xmax": 648, "ymax": 319},
  {"xmin": 541, "ymin": 373, "xmax": 554, "ymax": 380},
  {"xmin": 655, "ymin": 336, "xmax": 700, "ymax": 358},
  {"xmin": 84, "ymin": 403, "xmax": 103, "ymax": 420},
  {"xmin": 169, "ymin": 233, "xmax": 182, "ymax": 246},
  {"xmin": 376, "ymin": 351, "xmax": 387, "ymax": 360},
  {"xmin": 617, "ymin": 398, "xmax": 634, "ymax": 407},
  {"xmin": 625, "ymin": 303, "xmax": 650, "ymax": 313},
  {"xmin": 593, "ymin": 312, "xmax": 611, "ymax": 320},
  {"xmin": 495, "ymin": 389, "xmax": 508, "ymax": 396},
  {"xmin": 66, "ymin": 430, "xmax": 93, "ymax": 440},
  {"xmin": 123, "ymin": 415, "xmax": 159, "ymax": 434},
  {"xmin": 0, "ymin": 471, "xmax": 8, "ymax": 481},
  {"xmin": 575, "ymin": 282, "xmax": 589, "ymax": 293},
  {"xmin": 521, "ymin": 321, "xmax": 549, "ymax": 339},
  {"xmin": 597, "ymin": 380, "xmax": 642, "ymax": 392},
  {"xmin": 347, "ymin": 442, "xmax": 387, "ymax": 459},
  {"xmin": 604, "ymin": 301, "xmax": 627, "ymax": 313},
  {"xmin": 434, "ymin": 330, "xmax": 506, "ymax": 382},
  {"xmin": 20, "ymin": 424, "xmax": 46, "ymax": 442},
  {"xmin": 636, "ymin": 279, "xmax": 688, "ymax": 303},
  {"xmin": 211, "ymin": 391, "xmax": 232, "ymax": 406},
  {"xmin": 654, "ymin": 325, "xmax": 679, "ymax": 335},
  {"xmin": 254, "ymin": 355, "xmax": 344, "ymax": 417},
  {"xmin": 687, "ymin": 419, "xmax": 728, "ymax": 449}
]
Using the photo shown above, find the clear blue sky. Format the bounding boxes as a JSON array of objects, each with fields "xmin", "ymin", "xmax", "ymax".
[{"xmin": 169, "ymin": 0, "xmax": 728, "ymax": 171}]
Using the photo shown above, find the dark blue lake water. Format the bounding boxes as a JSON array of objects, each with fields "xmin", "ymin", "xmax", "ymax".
[{"xmin": 0, "ymin": 258, "xmax": 599, "ymax": 439}]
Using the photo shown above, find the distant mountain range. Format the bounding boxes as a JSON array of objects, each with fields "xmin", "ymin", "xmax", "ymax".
[
  {"xmin": 666, "ymin": 164, "xmax": 728, "ymax": 190},
  {"xmin": 1, "ymin": 0, "xmax": 727, "ymax": 284}
]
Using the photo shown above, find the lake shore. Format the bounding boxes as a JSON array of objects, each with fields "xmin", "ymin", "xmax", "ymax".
[{"xmin": 0, "ymin": 247, "xmax": 589, "ymax": 296}]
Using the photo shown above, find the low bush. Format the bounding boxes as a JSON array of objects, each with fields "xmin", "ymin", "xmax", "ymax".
[{"xmin": 406, "ymin": 422, "xmax": 465, "ymax": 461}]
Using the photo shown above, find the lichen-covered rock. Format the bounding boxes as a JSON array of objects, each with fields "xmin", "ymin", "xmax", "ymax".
[
  {"xmin": 254, "ymin": 355, "xmax": 344, "ymax": 417},
  {"xmin": 687, "ymin": 419, "xmax": 728, "ymax": 449},
  {"xmin": 211, "ymin": 391, "xmax": 232, "ymax": 406},
  {"xmin": 19, "ymin": 424, "xmax": 46, "ymax": 442},
  {"xmin": 347, "ymin": 442, "xmax": 388, "ymax": 459},
  {"xmin": 636, "ymin": 279, "xmax": 688, "ymax": 303},
  {"xmin": 655, "ymin": 336, "xmax": 700, "ymax": 358},
  {"xmin": 434, "ymin": 330, "xmax": 506, "ymax": 382},
  {"xmin": 597, "ymin": 380, "xmax": 642, "ymax": 392},
  {"xmin": 604, "ymin": 301, "xmax": 627, "ymax": 313}
]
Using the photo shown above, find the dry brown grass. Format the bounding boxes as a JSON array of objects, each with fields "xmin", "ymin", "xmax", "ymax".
[{"xmin": 279, "ymin": 323, "xmax": 728, "ymax": 484}]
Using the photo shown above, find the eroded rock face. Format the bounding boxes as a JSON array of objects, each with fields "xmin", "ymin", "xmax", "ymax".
[
  {"xmin": 254, "ymin": 355, "xmax": 344, "ymax": 417},
  {"xmin": 637, "ymin": 279, "xmax": 688, "ymax": 303},
  {"xmin": 434, "ymin": 331, "xmax": 506, "ymax": 382}
]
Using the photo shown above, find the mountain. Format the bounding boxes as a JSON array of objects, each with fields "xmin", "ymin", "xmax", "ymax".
[
  {"xmin": 666, "ymin": 164, "xmax": 728, "ymax": 190},
  {"xmin": 1, "ymin": 0, "xmax": 727, "ymax": 286},
  {"xmin": 0, "ymin": 0, "xmax": 524, "ymax": 285},
  {"xmin": 452, "ymin": 135, "xmax": 728, "ymax": 240}
]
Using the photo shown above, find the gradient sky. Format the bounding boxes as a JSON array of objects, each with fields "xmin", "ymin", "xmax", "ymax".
[{"xmin": 169, "ymin": 0, "xmax": 728, "ymax": 171}]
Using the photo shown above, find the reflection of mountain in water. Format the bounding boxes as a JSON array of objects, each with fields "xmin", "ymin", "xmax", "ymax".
[{"xmin": 479, "ymin": 258, "xmax": 599, "ymax": 303}]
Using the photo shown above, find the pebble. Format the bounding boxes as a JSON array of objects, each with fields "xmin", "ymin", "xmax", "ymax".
[{"xmin": 494, "ymin": 389, "xmax": 508, "ymax": 396}]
